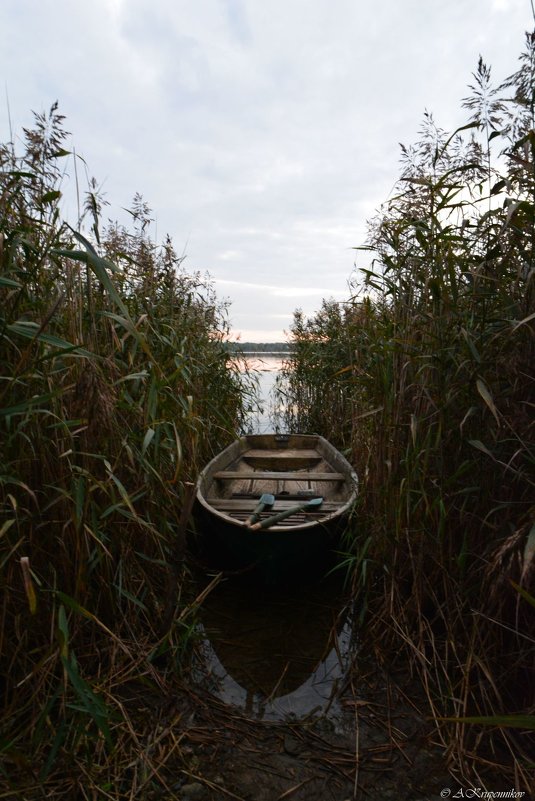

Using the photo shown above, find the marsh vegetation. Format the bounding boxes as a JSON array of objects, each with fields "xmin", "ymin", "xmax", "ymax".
[
  {"xmin": 0, "ymin": 105, "xmax": 255, "ymax": 796},
  {"xmin": 276, "ymin": 38, "xmax": 535, "ymax": 788}
]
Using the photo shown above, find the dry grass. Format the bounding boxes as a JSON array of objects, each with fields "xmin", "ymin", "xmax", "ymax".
[
  {"xmin": 276, "ymin": 36, "xmax": 535, "ymax": 791},
  {"xmin": 0, "ymin": 105, "xmax": 254, "ymax": 796}
]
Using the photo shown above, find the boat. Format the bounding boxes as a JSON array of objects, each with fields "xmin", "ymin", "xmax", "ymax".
[{"xmin": 194, "ymin": 433, "xmax": 358, "ymax": 582}]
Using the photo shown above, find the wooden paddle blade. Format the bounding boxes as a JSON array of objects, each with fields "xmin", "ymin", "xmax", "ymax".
[
  {"xmin": 246, "ymin": 493, "xmax": 275, "ymax": 526},
  {"xmin": 251, "ymin": 497, "xmax": 324, "ymax": 530}
]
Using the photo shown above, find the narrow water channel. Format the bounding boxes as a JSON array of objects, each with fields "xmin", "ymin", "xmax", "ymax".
[
  {"xmin": 187, "ymin": 355, "xmax": 452, "ymax": 797},
  {"xmin": 242, "ymin": 352, "xmax": 286, "ymax": 433},
  {"xmin": 192, "ymin": 352, "xmax": 355, "ymax": 725}
]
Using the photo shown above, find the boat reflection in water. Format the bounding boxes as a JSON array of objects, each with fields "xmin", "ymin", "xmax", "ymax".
[{"xmin": 193, "ymin": 574, "xmax": 353, "ymax": 721}]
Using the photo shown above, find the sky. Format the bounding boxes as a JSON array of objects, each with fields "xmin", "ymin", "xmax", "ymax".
[{"xmin": 1, "ymin": 0, "xmax": 533, "ymax": 341}]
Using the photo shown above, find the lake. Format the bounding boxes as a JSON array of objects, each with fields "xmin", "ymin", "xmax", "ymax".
[{"xmin": 241, "ymin": 352, "xmax": 287, "ymax": 434}]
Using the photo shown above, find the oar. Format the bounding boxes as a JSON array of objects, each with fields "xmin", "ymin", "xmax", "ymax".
[
  {"xmin": 246, "ymin": 493, "xmax": 275, "ymax": 526},
  {"xmin": 250, "ymin": 497, "xmax": 324, "ymax": 530}
]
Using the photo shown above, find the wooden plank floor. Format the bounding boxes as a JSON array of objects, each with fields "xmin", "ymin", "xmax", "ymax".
[
  {"xmin": 213, "ymin": 510, "xmax": 328, "ymax": 526},
  {"xmin": 207, "ymin": 499, "xmax": 343, "ymax": 512}
]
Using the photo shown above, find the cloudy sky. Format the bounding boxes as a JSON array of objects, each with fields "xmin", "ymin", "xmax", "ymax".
[{"xmin": 1, "ymin": 0, "xmax": 533, "ymax": 341}]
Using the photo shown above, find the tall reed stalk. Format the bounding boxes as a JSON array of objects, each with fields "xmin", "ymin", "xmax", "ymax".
[
  {"xmin": 0, "ymin": 106, "xmax": 254, "ymax": 797},
  {"xmin": 276, "ymin": 34, "xmax": 534, "ymax": 787}
]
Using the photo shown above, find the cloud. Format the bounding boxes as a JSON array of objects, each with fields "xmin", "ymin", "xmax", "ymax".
[
  {"xmin": 215, "ymin": 278, "xmax": 349, "ymax": 299},
  {"xmin": 1, "ymin": 0, "xmax": 533, "ymax": 341}
]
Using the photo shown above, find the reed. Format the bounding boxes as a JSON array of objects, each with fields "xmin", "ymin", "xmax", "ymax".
[
  {"xmin": 0, "ymin": 105, "xmax": 254, "ymax": 796},
  {"xmin": 276, "ymin": 34, "xmax": 534, "ymax": 787}
]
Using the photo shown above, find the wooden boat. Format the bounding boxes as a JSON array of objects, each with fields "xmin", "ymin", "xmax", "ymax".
[{"xmin": 194, "ymin": 433, "xmax": 358, "ymax": 582}]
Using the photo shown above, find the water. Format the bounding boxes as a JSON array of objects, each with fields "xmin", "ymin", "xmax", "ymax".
[
  {"xmin": 192, "ymin": 575, "xmax": 354, "ymax": 724},
  {"xmin": 242, "ymin": 353, "xmax": 286, "ymax": 434}
]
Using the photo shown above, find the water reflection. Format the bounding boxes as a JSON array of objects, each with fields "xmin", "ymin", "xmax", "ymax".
[
  {"xmin": 193, "ymin": 575, "xmax": 353, "ymax": 721},
  {"xmin": 242, "ymin": 353, "xmax": 285, "ymax": 434}
]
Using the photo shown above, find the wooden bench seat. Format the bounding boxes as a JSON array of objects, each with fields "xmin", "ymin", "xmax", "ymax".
[
  {"xmin": 243, "ymin": 454, "xmax": 322, "ymax": 469},
  {"xmin": 213, "ymin": 470, "xmax": 345, "ymax": 482},
  {"xmin": 244, "ymin": 449, "xmax": 320, "ymax": 459}
]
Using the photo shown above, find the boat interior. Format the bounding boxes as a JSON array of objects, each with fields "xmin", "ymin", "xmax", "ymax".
[{"xmin": 200, "ymin": 434, "xmax": 355, "ymax": 528}]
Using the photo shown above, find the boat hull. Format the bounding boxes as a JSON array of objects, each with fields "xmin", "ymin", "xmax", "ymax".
[{"xmin": 194, "ymin": 434, "xmax": 358, "ymax": 583}]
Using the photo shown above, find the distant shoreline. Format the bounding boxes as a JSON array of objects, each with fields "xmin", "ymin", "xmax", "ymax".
[
  {"xmin": 225, "ymin": 342, "xmax": 292, "ymax": 355},
  {"xmin": 239, "ymin": 351, "xmax": 292, "ymax": 356}
]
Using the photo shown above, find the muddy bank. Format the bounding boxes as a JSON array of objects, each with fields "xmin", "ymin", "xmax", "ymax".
[
  {"xmin": 160, "ymin": 570, "xmax": 451, "ymax": 800},
  {"xmin": 155, "ymin": 655, "xmax": 451, "ymax": 801}
]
